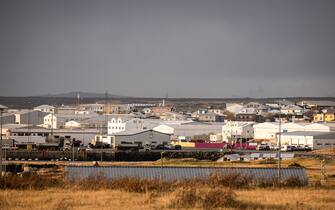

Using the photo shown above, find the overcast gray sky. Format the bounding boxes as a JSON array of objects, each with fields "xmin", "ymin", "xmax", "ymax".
[{"xmin": 0, "ymin": 0, "xmax": 334, "ymax": 98}]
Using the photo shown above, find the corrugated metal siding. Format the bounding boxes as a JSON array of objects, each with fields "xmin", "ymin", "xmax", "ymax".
[{"xmin": 65, "ymin": 166, "xmax": 308, "ymax": 183}]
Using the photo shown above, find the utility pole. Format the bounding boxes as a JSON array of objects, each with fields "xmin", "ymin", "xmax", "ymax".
[
  {"xmin": 100, "ymin": 90, "xmax": 109, "ymax": 163},
  {"xmin": 277, "ymin": 104, "xmax": 282, "ymax": 183},
  {"xmin": 50, "ymin": 111, "xmax": 54, "ymax": 143},
  {"xmin": 160, "ymin": 151, "xmax": 165, "ymax": 180},
  {"xmin": 0, "ymin": 109, "xmax": 2, "ymax": 176},
  {"xmin": 321, "ymin": 154, "xmax": 326, "ymax": 183},
  {"xmin": 0, "ymin": 105, "xmax": 7, "ymax": 176}
]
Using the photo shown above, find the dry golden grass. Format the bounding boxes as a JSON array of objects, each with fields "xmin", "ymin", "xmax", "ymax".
[
  {"xmin": 1, "ymin": 187, "xmax": 335, "ymax": 210},
  {"xmin": 2, "ymin": 157, "xmax": 335, "ymax": 209}
]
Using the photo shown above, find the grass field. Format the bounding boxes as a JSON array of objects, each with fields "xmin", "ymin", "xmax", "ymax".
[
  {"xmin": 2, "ymin": 156, "xmax": 335, "ymax": 209},
  {"xmin": 1, "ymin": 187, "xmax": 335, "ymax": 210}
]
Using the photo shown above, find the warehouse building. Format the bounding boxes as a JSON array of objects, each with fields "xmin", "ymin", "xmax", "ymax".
[
  {"xmin": 98, "ymin": 129, "xmax": 171, "ymax": 147},
  {"xmin": 279, "ymin": 131, "xmax": 335, "ymax": 150}
]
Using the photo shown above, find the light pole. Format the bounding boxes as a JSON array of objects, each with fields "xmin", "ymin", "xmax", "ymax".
[
  {"xmin": 160, "ymin": 151, "xmax": 165, "ymax": 180},
  {"xmin": 277, "ymin": 105, "xmax": 282, "ymax": 183},
  {"xmin": 0, "ymin": 105, "xmax": 7, "ymax": 176}
]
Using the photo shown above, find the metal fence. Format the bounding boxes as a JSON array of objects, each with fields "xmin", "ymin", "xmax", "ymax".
[{"xmin": 65, "ymin": 166, "xmax": 308, "ymax": 183}]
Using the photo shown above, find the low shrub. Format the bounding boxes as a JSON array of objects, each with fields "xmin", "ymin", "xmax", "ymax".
[
  {"xmin": 257, "ymin": 158, "xmax": 277, "ymax": 164},
  {"xmin": 202, "ymin": 188, "xmax": 238, "ymax": 208},
  {"xmin": 207, "ymin": 172, "xmax": 251, "ymax": 188},
  {"xmin": 0, "ymin": 175, "xmax": 63, "ymax": 190},
  {"xmin": 170, "ymin": 187, "xmax": 238, "ymax": 209},
  {"xmin": 288, "ymin": 162, "xmax": 305, "ymax": 168},
  {"xmin": 74, "ymin": 176, "xmax": 175, "ymax": 193},
  {"xmin": 281, "ymin": 176, "xmax": 305, "ymax": 187},
  {"xmin": 256, "ymin": 176, "xmax": 305, "ymax": 188}
]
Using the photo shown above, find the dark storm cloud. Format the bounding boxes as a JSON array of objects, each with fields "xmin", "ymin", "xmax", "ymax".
[{"xmin": 0, "ymin": 0, "xmax": 334, "ymax": 97}]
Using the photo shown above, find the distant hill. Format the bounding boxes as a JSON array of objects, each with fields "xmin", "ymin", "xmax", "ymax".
[{"xmin": 40, "ymin": 92, "xmax": 127, "ymax": 98}]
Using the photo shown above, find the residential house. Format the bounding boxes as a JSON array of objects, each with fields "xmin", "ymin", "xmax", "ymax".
[
  {"xmin": 198, "ymin": 112, "xmax": 224, "ymax": 122},
  {"xmin": 160, "ymin": 112, "xmax": 188, "ymax": 121},
  {"xmin": 222, "ymin": 121, "xmax": 255, "ymax": 142},
  {"xmin": 225, "ymin": 103, "xmax": 243, "ymax": 114},
  {"xmin": 298, "ymin": 100, "xmax": 335, "ymax": 109},
  {"xmin": 56, "ymin": 106, "xmax": 76, "ymax": 115},
  {"xmin": 33, "ymin": 105, "xmax": 55, "ymax": 113},
  {"xmin": 281, "ymin": 105, "xmax": 303, "ymax": 115},
  {"xmin": 313, "ymin": 109, "xmax": 335, "ymax": 122},
  {"xmin": 79, "ymin": 103, "xmax": 104, "ymax": 113},
  {"xmin": 151, "ymin": 106, "xmax": 173, "ymax": 117}
]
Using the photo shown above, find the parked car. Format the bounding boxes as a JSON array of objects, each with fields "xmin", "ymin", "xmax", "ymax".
[
  {"xmin": 295, "ymin": 145, "xmax": 312, "ymax": 151},
  {"xmin": 270, "ymin": 145, "xmax": 279, "ymax": 150},
  {"xmin": 280, "ymin": 145, "xmax": 293, "ymax": 152},
  {"xmin": 256, "ymin": 143, "xmax": 270, "ymax": 151}
]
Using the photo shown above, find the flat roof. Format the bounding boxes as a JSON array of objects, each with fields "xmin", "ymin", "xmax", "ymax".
[{"xmin": 281, "ymin": 131, "xmax": 335, "ymax": 137}]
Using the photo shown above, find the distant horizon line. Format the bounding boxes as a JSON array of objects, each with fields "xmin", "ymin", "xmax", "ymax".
[{"xmin": 0, "ymin": 95, "xmax": 334, "ymax": 100}]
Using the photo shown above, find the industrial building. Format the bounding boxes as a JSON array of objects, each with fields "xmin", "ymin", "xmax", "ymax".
[
  {"xmin": 279, "ymin": 131, "xmax": 335, "ymax": 150},
  {"xmin": 99, "ymin": 129, "xmax": 171, "ymax": 147}
]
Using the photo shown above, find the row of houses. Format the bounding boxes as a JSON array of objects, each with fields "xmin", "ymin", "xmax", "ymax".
[{"xmin": 1, "ymin": 100, "xmax": 335, "ymax": 150}]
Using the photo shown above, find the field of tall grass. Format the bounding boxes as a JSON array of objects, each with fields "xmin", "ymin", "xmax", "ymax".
[
  {"xmin": 1, "ymin": 156, "xmax": 335, "ymax": 209},
  {"xmin": 0, "ymin": 172, "xmax": 335, "ymax": 210}
]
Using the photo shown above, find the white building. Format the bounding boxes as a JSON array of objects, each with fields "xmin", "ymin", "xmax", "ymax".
[
  {"xmin": 226, "ymin": 103, "xmax": 243, "ymax": 114},
  {"xmin": 222, "ymin": 121, "xmax": 255, "ymax": 142},
  {"xmin": 279, "ymin": 131, "xmax": 335, "ymax": 150},
  {"xmin": 210, "ymin": 133, "xmax": 222, "ymax": 142},
  {"xmin": 43, "ymin": 113, "xmax": 96, "ymax": 129},
  {"xmin": 64, "ymin": 120, "xmax": 81, "ymax": 128},
  {"xmin": 254, "ymin": 122, "xmax": 335, "ymax": 142},
  {"xmin": 43, "ymin": 114, "xmax": 57, "ymax": 129},
  {"xmin": 79, "ymin": 103, "xmax": 104, "ymax": 113},
  {"xmin": 108, "ymin": 117, "xmax": 126, "ymax": 134},
  {"xmin": 281, "ymin": 105, "xmax": 303, "ymax": 115},
  {"xmin": 33, "ymin": 105, "xmax": 55, "ymax": 113}
]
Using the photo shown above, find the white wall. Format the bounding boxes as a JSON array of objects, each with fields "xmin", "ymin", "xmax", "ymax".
[
  {"xmin": 222, "ymin": 122, "xmax": 254, "ymax": 141},
  {"xmin": 108, "ymin": 118, "xmax": 126, "ymax": 134},
  {"xmin": 43, "ymin": 114, "xmax": 57, "ymax": 129},
  {"xmin": 280, "ymin": 135, "xmax": 313, "ymax": 146},
  {"xmin": 254, "ymin": 122, "xmax": 306, "ymax": 141},
  {"xmin": 65, "ymin": 120, "xmax": 81, "ymax": 128}
]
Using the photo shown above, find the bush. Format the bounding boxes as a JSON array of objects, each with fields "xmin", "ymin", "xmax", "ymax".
[
  {"xmin": 0, "ymin": 175, "xmax": 63, "ymax": 190},
  {"xmin": 170, "ymin": 187, "xmax": 238, "ymax": 209},
  {"xmin": 288, "ymin": 162, "xmax": 305, "ymax": 168},
  {"xmin": 256, "ymin": 176, "xmax": 305, "ymax": 188},
  {"xmin": 75, "ymin": 176, "xmax": 174, "ymax": 193},
  {"xmin": 170, "ymin": 187, "xmax": 197, "ymax": 208},
  {"xmin": 207, "ymin": 172, "xmax": 251, "ymax": 188},
  {"xmin": 202, "ymin": 188, "xmax": 238, "ymax": 208},
  {"xmin": 282, "ymin": 176, "xmax": 305, "ymax": 187},
  {"xmin": 257, "ymin": 158, "xmax": 277, "ymax": 164}
]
